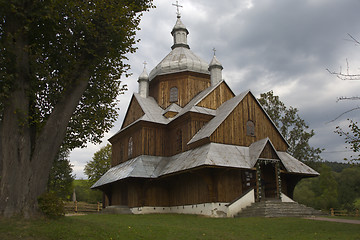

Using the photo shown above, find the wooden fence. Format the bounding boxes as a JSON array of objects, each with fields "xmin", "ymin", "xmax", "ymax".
[
  {"xmin": 64, "ymin": 201, "xmax": 102, "ymax": 214},
  {"xmin": 330, "ymin": 208, "xmax": 359, "ymax": 217}
]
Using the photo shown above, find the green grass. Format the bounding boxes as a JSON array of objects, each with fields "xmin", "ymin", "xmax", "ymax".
[{"xmin": 1, "ymin": 214, "xmax": 359, "ymax": 240}]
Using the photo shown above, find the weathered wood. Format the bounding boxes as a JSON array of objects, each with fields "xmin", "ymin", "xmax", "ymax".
[
  {"xmin": 259, "ymin": 142, "xmax": 279, "ymax": 159},
  {"xmin": 163, "ymin": 111, "xmax": 178, "ymax": 118},
  {"xmin": 122, "ymin": 96, "xmax": 144, "ymax": 128},
  {"xmin": 196, "ymin": 81, "xmax": 234, "ymax": 109},
  {"xmin": 108, "ymin": 168, "xmax": 251, "ymax": 207},
  {"xmin": 149, "ymin": 71, "xmax": 210, "ymax": 109},
  {"xmin": 209, "ymin": 93, "xmax": 288, "ymax": 151}
]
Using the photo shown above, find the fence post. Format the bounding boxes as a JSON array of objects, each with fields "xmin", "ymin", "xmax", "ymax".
[
  {"xmin": 356, "ymin": 209, "xmax": 359, "ymax": 217},
  {"xmin": 97, "ymin": 202, "xmax": 100, "ymax": 212},
  {"xmin": 75, "ymin": 201, "xmax": 78, "ymax": 213},
  {"xmin": 330, "ymin": 208, "xmax": 334, "ymax": 216}
]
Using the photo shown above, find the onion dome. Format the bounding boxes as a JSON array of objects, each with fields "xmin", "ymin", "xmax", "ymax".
[{"xmin": 149, "ymin": 16, "xmax": 210, "ymax": 81}]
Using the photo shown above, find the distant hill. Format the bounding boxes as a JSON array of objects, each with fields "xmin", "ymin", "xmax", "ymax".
[{"xmin": 323, "ymin": 161, "xmax": 352, "ymax": 173}]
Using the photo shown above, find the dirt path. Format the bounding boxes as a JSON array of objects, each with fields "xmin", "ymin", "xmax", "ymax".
[{"xmin": 304, "ymin": 216, "xmax": 360, "ymax": 225}]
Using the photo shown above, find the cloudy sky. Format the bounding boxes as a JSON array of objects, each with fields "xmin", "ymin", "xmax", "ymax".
[{"xmin": 70, "ymin": 0, "xmax": 360, "ymax": 179}]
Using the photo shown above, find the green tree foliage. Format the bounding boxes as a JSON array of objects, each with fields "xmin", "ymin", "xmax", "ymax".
[
  {"xmin": 335, "ymin": 119, "xmax": 360, "ymax": 162},
  {"xmin": 336, "ymin": 166, "xmax": 360, "ymax": 210},
  {"xmin": 73, "ymin": 180, "xmax": 102, "ymax": 204},
  {"xmin": 0, "ymin": 0, "xmax": 153, "ymax": 217},
  {"xmin": 322, "ymin": 161, "xmax": 350, "ymax": 173},
  {"xmin": 47, "ymin": 148, "xmax": 74, "ymax": 200},
  {"xmin": 84, "ymin": 144, "xmax": 112, "ymax": 185},
  {"xmin": 294, "ymin": 163, "xmax": 360, "ymax": 211},
  {"xmin": 258, "ymin": 91, "xmax": 322, "ymax": 162},
  {"xmin": 313, "ymin": 165, "xmax": 339, "ymax": 210},
  {"xmin": 294, "ymin": 165, "xmax": 339, "ymax": 210}
]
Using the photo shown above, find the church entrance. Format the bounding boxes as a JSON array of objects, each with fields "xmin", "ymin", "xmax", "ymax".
[{"xmin": 256, "ymin": 160, "xmax": 280, "ymax": 201}]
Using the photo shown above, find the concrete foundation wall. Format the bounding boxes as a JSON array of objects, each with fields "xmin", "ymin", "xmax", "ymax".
[
  {"xmin": 131, "ymin": 202, "xmax": 228, "ymax": 218},
  {"xmin": 227, "ymin": 189, "xmax": 255, "ymax": 217}
]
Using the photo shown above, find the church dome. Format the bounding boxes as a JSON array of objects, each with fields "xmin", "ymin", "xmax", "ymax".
[{"xmin": 149, "ymin": 16, "xmax": 210, "ymax": 81}]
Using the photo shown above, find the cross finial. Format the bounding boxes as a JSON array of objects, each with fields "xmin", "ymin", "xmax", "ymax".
[
  {"xmin": 172, "ymin": 1, "xmax": 183, "ymax": 17},
  {"xmin": 212, "ymin": 47, "xmax": 216, "ymax": 56},
  {"xmin": 143, "ymin": 61, "xmax": 147, "ymax": 69}
]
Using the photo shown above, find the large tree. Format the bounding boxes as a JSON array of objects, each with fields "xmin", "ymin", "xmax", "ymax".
[
  {"xmin": 84, "ymin": 144, "xmax": 111, "ymax": 185},
  {"xmin": 258, "ymin": 91, "xmax": 322, "ymax": 162},
  {"xmin": 0, "ymin": 0, "xmax": 153, "ymax": 217}
]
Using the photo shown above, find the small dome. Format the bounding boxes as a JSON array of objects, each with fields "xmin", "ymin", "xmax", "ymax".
[
  {"xmin": 149, "ymin": 47, "xmax": 210, "ymax": 81},
  {"xmin": 138, "ymin": 67, "xmax": 149, "ymax": 81},
  {"xmin": 171, "ymin": 16, "xmax": 188, "ymax": 35},
  {"xmin": 209, "ymin": 55, "xmax": 223, "ymax": 70}
]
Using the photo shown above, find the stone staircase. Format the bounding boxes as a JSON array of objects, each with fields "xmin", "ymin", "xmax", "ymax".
[
  {"xmin": 235, "ymin": 200, "xmax": 326, "ymax": 218},
  {"xmin": 101, "ymin": 205, "xmax": 133, "ymax": 214}
]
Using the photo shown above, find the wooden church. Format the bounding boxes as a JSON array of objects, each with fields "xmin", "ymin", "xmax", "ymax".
[{"xmin": 92, "ymin": 13, "xmax": 319, "ymax": 217}]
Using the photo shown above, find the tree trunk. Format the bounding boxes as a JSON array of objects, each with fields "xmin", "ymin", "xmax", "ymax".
[
  {"xmin": 0, "ymin": 12, "xmax": 91, "ymax": 217},
  {"xmin": 0, "ymin": 74, "xmax": 89, "ymax": 218}
]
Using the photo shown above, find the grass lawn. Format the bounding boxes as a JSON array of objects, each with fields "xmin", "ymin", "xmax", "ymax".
[{"xmin": 1, "ymin": 214, "xmax": 359, "ymax": 240}]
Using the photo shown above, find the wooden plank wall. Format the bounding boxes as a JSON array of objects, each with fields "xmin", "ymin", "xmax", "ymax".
[
  {"xmin": 141, "ymin": 126, "xmax": 166, "ymax": 156},
  {"xmin": 110, "ymin": 128, "xmax": 143, "ymax": 166},
  {"xmin": 149, "ymin": 72, "xmax": 210, "ymax": 109},
  {"xmin": 196, "ymin": 82, "xmax": 234, "ymax": 109},
  {"xmin": 210, "ymin": 93, "xmax": 288, "ymax": 151},
  {"xmin": 215, "ymin": 169, "xmax": 244, "ymax": 202},
  {"xmin": 165, "ymin": 113, "xmax": 213, "ymax": 156},
  {"xmin": 111, "ymin": 143, "xmax": 122, "ymax": 166},
  {"xmin": 259, "ymin": 142, "xmax": 280, "ymax": 159},
  {"xmin": 109, "ymin": 168, "xmax": 248, "ymax": 208},
  {"xmin": 110, "ymin": 122, "xmax": 168, "ymax": 166},
  {"xmin": 167, "ymin": 172, "xmax": 209, "ymax": 205},
  {"xmin": 105, "ymin": 171, "xmax": 303, "ymax": 208},
  {"xmin": 122, "ymin": 97, "xmax": 144, "ymax": 128}
]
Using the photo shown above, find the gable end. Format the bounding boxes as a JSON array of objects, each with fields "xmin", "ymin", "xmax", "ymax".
[{"xmin": 122, "ymin": 96, "xmax": 145, "ymax": 129}]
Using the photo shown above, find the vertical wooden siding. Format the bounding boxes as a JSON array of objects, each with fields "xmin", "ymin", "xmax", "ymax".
[
  {"xmin": 122, "ymin": 97, "xmax": 144, "ymax": 128},
  {"xmin": 165, "ymin": 114, "xmax": 213, "ymax": 156},
  {"xmin": 109, "ymin": 168, "xmax": 248, "ymax": 208},
  {"xmin": 210, "ymin": 93, "xmax": 288, "ymax": 151},
  {"xmin": 196, "ymin": 82, "xmax": 235, "ymax": 109},
  {"xmin": 141, "ymin": 126, "xmax": 166, "ymax": 156},
  {"xmin": 259, "ymin": 142, "xmax": 280, "ymax": 159},
  {"xmin": 149, "ymin": 72, "xmax": 210, "ymax": 109}
]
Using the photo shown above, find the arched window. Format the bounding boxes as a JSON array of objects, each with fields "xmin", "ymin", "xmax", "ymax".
[
  {"xmin": 176, "ymin": 129, "xmax": 182, "ymax": 153},
  {"xmin": 170, "ymin": 87, "xmax": 178, "ymax": 103},
  {"xmin": 246, "ymin": 120, "xmax": 255, "ymax": 136},
  {"xmin": 128, "ymin": 137, "xmax": 133, "ymax": 159}
]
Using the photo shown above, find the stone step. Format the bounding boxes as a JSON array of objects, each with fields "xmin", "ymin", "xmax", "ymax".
[{"xmin": 235, "ymin": 200, "xmax": 326, "ymax": 218}]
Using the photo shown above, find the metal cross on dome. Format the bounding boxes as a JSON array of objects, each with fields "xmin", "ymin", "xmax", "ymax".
[
  {"xmin": 143, "ymin": 61, "xmax": 147, "ymax": 69},
  {"xmin": 212, "ymin": 47, "xmax": 216, "ymax": 56},
  {"xmin": 172, "ymin": 1, "xmax": 183, "ymax": 17}
]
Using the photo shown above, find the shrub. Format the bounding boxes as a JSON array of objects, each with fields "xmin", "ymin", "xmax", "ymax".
[{"xmin": 38, "ymin": 192, "xmax": 65, "ymax": 218}]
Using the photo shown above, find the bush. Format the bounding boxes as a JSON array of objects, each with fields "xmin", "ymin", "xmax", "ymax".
[{"xmin": 38, "ymin": 192, "xmax": 65, "ymax": 218}]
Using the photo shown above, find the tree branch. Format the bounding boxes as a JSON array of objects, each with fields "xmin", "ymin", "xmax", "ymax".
[
  {"xmin": 337, "ymin": 96, "xmax": 360, "ymax": 102},
  {"xmin": 327, "ymin": 106, "xmax": 360, "ymax": 123},
  {"xmin": 347, "ymin": 33, "xmax": 360, "ymax": 45},
  {"xmin": 326, "ymin": 68, "xmax": 360, "ymax": 81}
]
